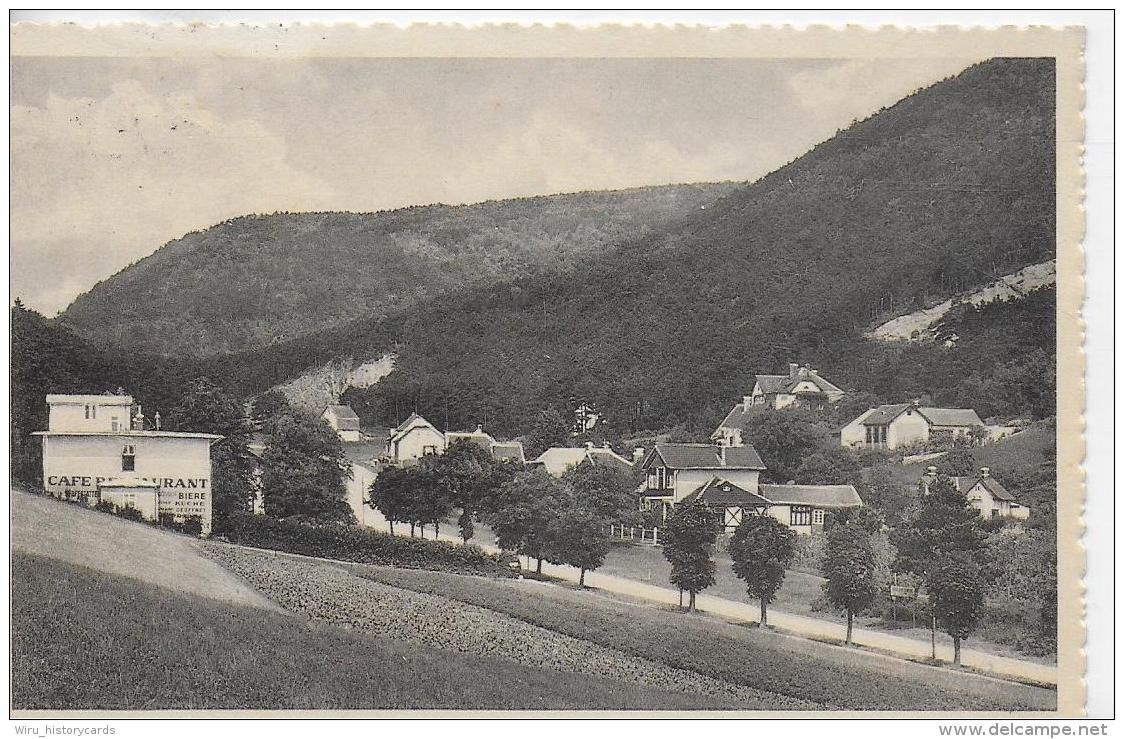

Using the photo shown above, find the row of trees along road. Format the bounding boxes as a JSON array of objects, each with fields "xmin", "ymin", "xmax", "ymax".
[
  {"xmin": 661, "ymin": 482, "xmax": 990, "ymax": 664},
  {"xmin": 369, "ymin": 441, "xmax": 641, "ymax": 585}
]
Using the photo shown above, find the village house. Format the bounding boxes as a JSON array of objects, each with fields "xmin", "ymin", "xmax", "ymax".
[
  {"xmin": 321, "ymin": 404, "xmax": 362, "ymax": 443},
  {"xmin": 637, "ymin": 442, "xmax": 861, "ymax": 534},
  {"xmin": 445, "ymin": 424, "xmax": 527, "ymax": 465},
  {"xmin": 751, "ymin": 363, "xmax": 846, "ymax": 411},
  {"xmin": 33, "ymin": 393, "xmax": 221, "ymax": 533},
  {"xmin": 680, "ymin": 477, "xmax": 864, "ymax": 535},
  {"xmin": 840, "ymin": 401, "xmax": 984, "ymax": 450},
  {"xmin": 919, "ymin": 465, "xmax": 1031, "ymax": 520},
  {"xmin": 530, "ymin": 442, "xmax": 633, "ymax": 477},
  {"xmin": 712, "ymin": 364, "xmax": 845, "ymax": 446},
  {"xmin": 385, "ymin": 413, "xmax": 447, "ymax": 464},
  {"xmin": 638, "ymin": 443, "xmax": 766, "ymax": 519}
]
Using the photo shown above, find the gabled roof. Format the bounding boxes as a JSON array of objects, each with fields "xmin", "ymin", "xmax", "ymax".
[
  {"xmin": 389, "ymin": 413, "xmax": 439, "ymax": 439},
  {"xmin": 323, "ymin": 404, "xmax": 361, "ymax": 431},
  {"xmin": 920, "ymin": 407, "xmax": 984, "ymax": 428},
  {"xmin": 681, "ymin": 476, "xmax": 772, "ymax": 508},
  {"xmin": 860, "ymin": 403, "xmax": 915, "ymax": 426},
  {"xmin": 759, "ymin": 483, "xmax": 864, "ymax": 509},
  {"xmin": 715, "ymin": 401, "xmax": 753, "ymax": 432},
  {"xmin": 446, "ymin": 427, "xmax": 496, "ymax": 448},
  {"xmin": 956, "ymin": 475, "xmax": 1016, "ymax": 502},
  {"xmin": 342, "ymin": 442, "xmax": 385, "ymax": 465},
  {"xmin": 754, "ymin": 375, "xmax": 792, "ymax": 395},
  {"xmin": 755, "ymin": 367, "xmax": 844, "ymax": 397},
  {"xmin": 490, "ymin": 442, "xmax": 526, "ymax": 465},
  {"xmin": 533, "ymin": 445, "xmax": 632, "ymax": 477},
  {"xmin": 859, "ymin": 403, "xmax": 983, "ymax": 429},
  {"xmin": 643, "ymin": 443, "xmax": 766, "ymax": 471}
]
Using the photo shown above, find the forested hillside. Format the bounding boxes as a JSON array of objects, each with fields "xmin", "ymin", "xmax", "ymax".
[
  {"xmin": 197, "ymin": 58, "xmax": 1055, "ymax": 437},
  {"xmin": 59, "ymin": 183, "xmax": 737, "ymax": 357},
  {"xmin": 10, "ymin": 303, "xmax": 190, "ymax": 482}
]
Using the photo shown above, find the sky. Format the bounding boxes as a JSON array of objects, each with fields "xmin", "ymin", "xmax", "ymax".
[{"xmin": 10, "ymin": 55, "xmax": 977, "ymax": 315}]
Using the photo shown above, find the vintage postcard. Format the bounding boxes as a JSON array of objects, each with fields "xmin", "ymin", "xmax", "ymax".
[{"xmin": 8, "ymin": 21, "xmax": 1085, "ymax": 718}]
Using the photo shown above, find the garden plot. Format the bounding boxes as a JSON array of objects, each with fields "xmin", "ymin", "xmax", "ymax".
[{"xmin": 203, "ymin": 543, "xmax": 817, "ymax": 710}]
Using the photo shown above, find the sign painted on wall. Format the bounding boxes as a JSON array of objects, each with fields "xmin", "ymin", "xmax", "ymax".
[
  {"xmin": 158, "ymin": 488, "xmax": 210, "ymax": 520},
  {"xmin": 44, "ymin": 475, "xmax": 209, "ymax": 492}
]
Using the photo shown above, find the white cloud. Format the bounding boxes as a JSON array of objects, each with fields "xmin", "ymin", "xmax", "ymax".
[{"xmin": 10, "ymin": 79, "xmax": 335, "ymax": 313}]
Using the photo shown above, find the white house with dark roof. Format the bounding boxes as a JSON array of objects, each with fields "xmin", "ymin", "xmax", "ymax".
[
  {"xmin": 638, "ymin": 443, "xmax": 767, "ymax": 519},
  {"xmin": 681, "ymin": 477, "xmax": 863, "ymax": 535},
  {"xmin": 840, "ymin": 402, "xmax": 984, "ymax": 450},
  {"xmin": 750, "ymin": 363, "xmax": 846, "ymax": 411},
  {"xmin": 321, "ymin": 404, "xmax": 361, "ymax": 443},
  {"xmin": 919, "ymin": 466, "xmax": 1030, "ymax": 520},
  {"xmin": 531, "ymin": 442, "xmax": 633, "ymax": 478},
  {"xmin": 385, "ymin": 413, "xmax": 446, "ymax": 464}
]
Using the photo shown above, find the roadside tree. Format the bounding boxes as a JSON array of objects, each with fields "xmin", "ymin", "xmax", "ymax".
[
  {"xmin": 930, "ymin": 552, "xmax": 986, "ymax": 665},
  {"xmin": 484, "ymin": 469, "xmax": 568, "ymax": 574},
  {"xmin": 728, "ymin": 513, "xmax": 797, "ymax": 627},
  {"xmin": 544, "ymin": 501, "xmax": 611, "ymax": 587},
  {"xmin": 661, "ymin": 499, "xmax": 720, "ymax": 612},
  {"xmin": 261, "ymin": 412, "xmax": 354, "ymax": 523},
  {"xmin": 822, "ymin": 522, "xmax": 879, "ymax": 644}
]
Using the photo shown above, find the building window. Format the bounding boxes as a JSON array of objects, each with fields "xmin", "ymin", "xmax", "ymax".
[
  {"xmin": 791, "ymin": 506, "xmax": 812, "ymax": 527},
  {"xmin": 121, "ymin": 445, "xmax": 136, "ymax": 472},
  {"xmin": 812, "ymin": 509, "xmax": 825, "ymax": 525},
  {"xmin": 422, "ymin": 445, "xmax": 437, "ymax": 456},
  {"xmin": 85, "ymin": 404, "xmax": 97, "ymax": 420}
]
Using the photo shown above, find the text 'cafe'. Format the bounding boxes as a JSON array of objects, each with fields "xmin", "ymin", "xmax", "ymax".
[{"xmin": 33, "ymin": 393, "xmax": 221, "ymax": 534}]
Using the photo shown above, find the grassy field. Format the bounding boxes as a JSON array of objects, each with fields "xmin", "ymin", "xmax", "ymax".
[
  {"xmin": 350, "ymin": 563, "xmax": 1055, "ymax": 712},
  {"xmin": 194, "ymin": 544, "xmax": 1052, "ymax": 712},
  {"xmin": 10, "ymin": 552, "xmax": 737, "ymax": 711}
]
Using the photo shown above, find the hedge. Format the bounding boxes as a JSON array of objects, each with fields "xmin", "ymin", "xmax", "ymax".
[{"xmin": 213, "ymin": 513, "xmax": 515, "ymax": 578}]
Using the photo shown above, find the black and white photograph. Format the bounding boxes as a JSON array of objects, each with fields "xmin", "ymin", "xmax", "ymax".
[{"xmin": 8, "ymin": 18, "xmax": 1093, "ymax": 721}]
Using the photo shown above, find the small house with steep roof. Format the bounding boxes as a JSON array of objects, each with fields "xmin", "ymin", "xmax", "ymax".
[
  {"xmin": 919, "ymin": 466, "xmax": 1030, "ymax": 520},
  {"xmin": 385, "ymin": 413, "xmax": 446, "ymax": 464},
  {"xmin": 321, "ymin": 405, "xmax": 362, "ymax": 443}
]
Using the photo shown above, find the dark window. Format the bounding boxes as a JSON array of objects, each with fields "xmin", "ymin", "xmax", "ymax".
[
  {"xmin": 121, "ymin": 445, "xmax": 135, "ymax": 472},
  {"xmin": 790, "ymin": 506, "xmax": 812, "ymax": 526}
]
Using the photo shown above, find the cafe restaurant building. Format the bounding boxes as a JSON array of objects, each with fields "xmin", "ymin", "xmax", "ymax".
[{"xmin": 33, "ymin": 393, "xmax": 222, "ymax": 534}]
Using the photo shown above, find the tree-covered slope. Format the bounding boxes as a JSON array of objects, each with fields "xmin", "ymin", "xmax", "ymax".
[
  {"xmin": 58, "ymin": 183, "xmax": 738, "ymax": 357},
  {"xmin": 199, "ymin": 58, "xmax": 1055, "ymax": 437}
]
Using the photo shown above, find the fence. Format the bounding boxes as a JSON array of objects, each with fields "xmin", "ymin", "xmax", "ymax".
[{"xmin": 608, "ymin": 524, "xmax": 660, "ymax": 545}]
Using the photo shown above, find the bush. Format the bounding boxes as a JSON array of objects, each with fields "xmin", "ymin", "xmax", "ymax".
[
  {"xmin": 93, "ymin": 499, "xmax": 146, "ymax": 522},
  {"xmin": 213, "ymin": 513, "xmax": 515, "ymax": 577}
]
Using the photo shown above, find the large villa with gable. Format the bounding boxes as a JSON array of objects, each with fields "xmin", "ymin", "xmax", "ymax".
[
  {"xmin": 712, "ymin": 363, "xmax": 845, "ymax": 446},
  {"xmin": 638, "ymin": 442, "xmax": 862, "ymax": 535},
  {"xmin": 840, "ymin": 401, "xmax": 984, "ymax": 450}
]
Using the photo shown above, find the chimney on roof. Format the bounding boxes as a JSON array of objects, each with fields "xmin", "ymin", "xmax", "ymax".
[
  {"xmin": 980, "ymin": 466, "xmax": 990, "ymax": 478},
  {"xmin": 719, "ymin": 445, "xmax": 727, "ymax": 465},
  {"xmin": 584, "ymin": 441, "xmax": 595, "ymax": 449},
  {"xmin": 809, "ymin": 368, "xmax": 819, "ymax": 376},
  {"xmin": 475, "ymin": 424, "xmax": 484, "ymax": 433},
  {"xmin": 926, "ymin": 465, "xmax": 938, "ymax": 475},
  {"xmin": 743, "ymin": 395, "xmax": 753, "ymax": 408},
  {"xmin": 788, "ymin": 363, "xmax": 799, "ymax": 380},
  {"xmin": 632, "ymin": 447, "xmax": 645, "ymax": 463}
]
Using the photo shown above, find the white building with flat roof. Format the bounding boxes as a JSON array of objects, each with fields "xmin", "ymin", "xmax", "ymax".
[{"xmin": 33, "ymin": 393, "xmax": 222, "ymax": 534}]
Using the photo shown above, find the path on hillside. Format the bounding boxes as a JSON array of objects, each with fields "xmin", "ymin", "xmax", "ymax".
[
  {"xmin": 379, "ymin": 518, "xmax": 1057, "ymax": 687},
  {"xmin": 10, "ymin": 490, "xmax": 279, "ymax": 611}
]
